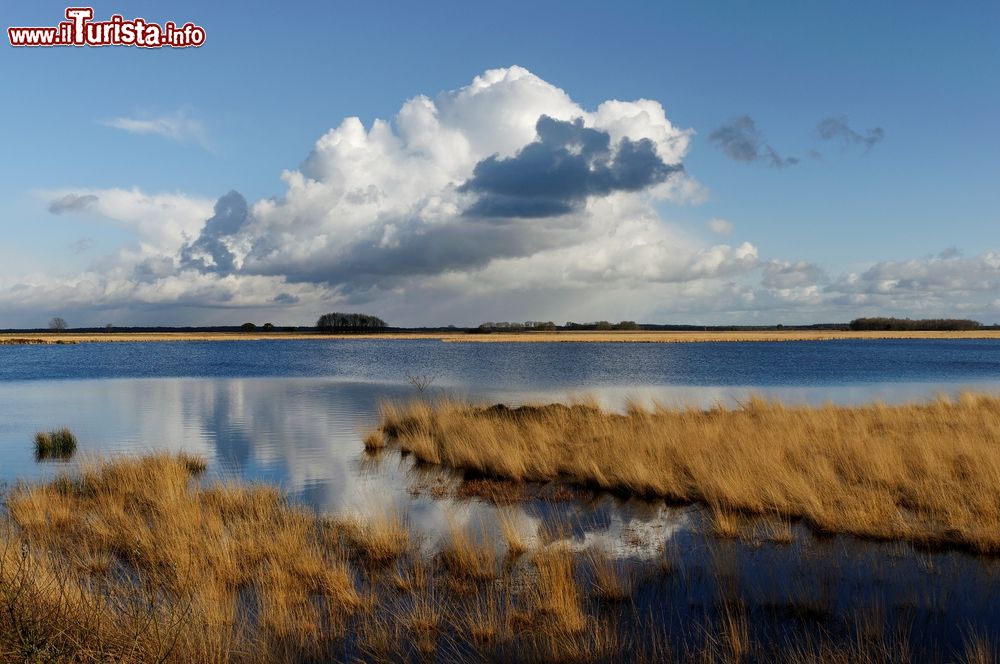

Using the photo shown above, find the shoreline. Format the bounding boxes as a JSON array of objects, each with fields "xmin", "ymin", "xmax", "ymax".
[{"xmin": 3, "ymin": 329, "xmax": 1000, "ymax": 345}]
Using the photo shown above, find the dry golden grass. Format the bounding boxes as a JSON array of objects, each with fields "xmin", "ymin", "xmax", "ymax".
[
  {"xmin": 0, "ymin": 332, "xmax": 443, "ymax": 344},
  {"xmin": 363, "ymin": 428, "xmax": 387, "ymax": 452},
  {"xmin": 439, "ymin": 519, "xmax": 497, "ymax": 580},
  {"xmin": 1, "ymin": 453, "xmax": 360, "ymax": 662},
  {"xmin": 5, "ymin": 329, "xmax": 1000, "ymax": 345},
  {"xmin": 584, "ymin": 546, "xmax": 633, "ymax": 603},
  {"xmin": 498, "ymin": 509, "xmax": 528, "ymax": 558},
  {"xmin": 334, "ymin": 510, "xmax": 410, "ymax": 566},
  {"xmin": 532, "ymin": 546, "xmax": 587, "ymax": 634},
  {"xmin": 0, "ymin": 453, "xmax": 991, "ymax": 662},
  {"xmin": 378, "ymin": 393, "xmax": 1000, "ymax": 552},
  {"xmin": 443, "ymin": 329, "xmax": 1000, "ymax": 343}
]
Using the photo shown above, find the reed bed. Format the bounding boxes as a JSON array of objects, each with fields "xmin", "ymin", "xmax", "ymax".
[
  {"xmin": 377, "ymin": 393, "xmax": 1000, "ymax": 552},
  {"xmin": 0, "ymin": 453, "xmax": 993, "ymax": 662}
]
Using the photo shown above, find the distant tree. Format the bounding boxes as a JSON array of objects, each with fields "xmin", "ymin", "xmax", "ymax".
[
  {"xmin": 105, "ymin": 323, "xmax": 114, "ymax": 333},
  {"xmin": 240, "ymin": 322, "xmax": 258, "ymax": 332},
  {"xmin": 594, "ymin": 320, "xmax": 613, "ymax": 331},
  {"xmin": 316, "ymin": 312, "xmax": 387, "ymax": 334},
  {"xmin": 262, "ymin": 322, "xmax": 275, "ymax": 331},
  {"xmin": 616, "ymin": 321, "xmax": 639, "ymax": 330},
  {"xmin": 49, "ymin": 317, "xmax": 67, "ymax": 331}
]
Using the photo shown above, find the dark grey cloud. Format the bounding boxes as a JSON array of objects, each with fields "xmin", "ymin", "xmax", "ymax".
[
  {"xmin": 459, "ymin": 116, "xmax": 681, "ymax": 218},
  {"xmin": 817, "ymin": 116, "xmax": 884, "ymax": 150},
  {"xmin": 708, "ymin": 116, "xmax": 798, "ymax": 168},
  {"xmin": 243, "ymin": 216, "xmax": 568, "ymax": 294},
  {"xmin": 272, "ymin": 292, "xmax": 300, "ymax": 305},
  {"xmin": 49, "ymin": 193, "xmax": 98, "ymax": 214},
  {"xmin": 180, "ymin": 190, "xmax": 250, "ymax": 274},
  {"xmin": 132, "ymin": 256, "xmax": 176, "ymax": 283}
]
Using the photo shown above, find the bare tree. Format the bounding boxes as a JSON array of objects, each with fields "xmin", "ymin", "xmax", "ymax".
[
  {"xmin": 407, "ymin": 373, "xmax": 436, "ymax": 393},
  {"xmin": 49, "ymin": 317, "xmax": 67, "ymax": 331}
]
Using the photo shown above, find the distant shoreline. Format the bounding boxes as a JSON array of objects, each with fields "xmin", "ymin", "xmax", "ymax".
[{"xmin": 4, "ymin": 329, "xmax": 1000, "ymax": 345}]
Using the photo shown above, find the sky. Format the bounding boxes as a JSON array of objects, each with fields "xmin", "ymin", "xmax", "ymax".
[{"xmin": 1, "ymin": 1, "xmax": 998, "ymax": 328}]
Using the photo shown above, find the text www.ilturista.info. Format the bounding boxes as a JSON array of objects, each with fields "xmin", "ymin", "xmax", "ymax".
[{"xmin": 8, "ymin": 7, "xmax": 205, "ymax": 48}]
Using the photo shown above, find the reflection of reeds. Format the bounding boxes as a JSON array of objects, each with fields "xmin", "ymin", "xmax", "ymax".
[
  {"xmin": 379, "ymin": 393, "xmax": 1000, "ymax": 552},
  {"xmin": 33, "ymin": 427, "xmax": 77, "ymax": 460},
  {"xmin": 0, "ymin": 453, "xmax": 992, "ymax": 662}
]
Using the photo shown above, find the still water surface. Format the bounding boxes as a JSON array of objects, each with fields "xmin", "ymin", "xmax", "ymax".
[
  {"xmin": 2, "ymin": 338, "xmax": 999, "ymax": 499},
  {"xmin": 2, "ymin": 339, "xmax": 999, "ymax": 651}
]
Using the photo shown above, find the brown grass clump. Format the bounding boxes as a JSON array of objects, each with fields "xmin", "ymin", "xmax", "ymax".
[
  {"xmin": 33, "ymin": 427, "xmax": 77, "ymax": 460},
  {"xmin": 585, "ymin": 546, "xmax": 633, "ymax": 603},
  {"xmin": 532, "ymin": 547, "xmax": 586, "ymax": 633},
  {"xmin": 335, "ymin": 510, "xmax": 410, "ymax": 566},
  {"xmin": 439, "ymin": 519, "xmax": 497, "ymax": 580},
  {"xmin": 378, "ymin": 393, "xmax": 1000, "ymax": 552},
  {"xmin": 498, "ymin": 509, "xmax": 528, "ymax": 558},
  {"xmin": 1, "ymin": 453, "xmax": 360, "ymax": 662},
  {"xmin": 363, "ymin": 428, "xmax": 386, "ymax": 452}
]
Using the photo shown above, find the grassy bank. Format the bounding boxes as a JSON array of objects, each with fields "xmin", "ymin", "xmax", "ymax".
[
  {"xmin": 4, "ymin": 329, "xmax": 1000, "ymax": 344},
  {"xmin": 2, "ymin": 454, "xmax": 989, "ymax": 663},
  {"xmin": 378, "ymin": 394, "xmax": 1000, "ymax": 552}
]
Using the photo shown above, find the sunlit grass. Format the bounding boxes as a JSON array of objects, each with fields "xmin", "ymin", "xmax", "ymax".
[
  {"xmin": 378, "ymin": 392, "xmax": 1000, "ymax": 552},
  {"xmin": 1, "ymin": 452, "xmax": 993, "ymax": 662}
]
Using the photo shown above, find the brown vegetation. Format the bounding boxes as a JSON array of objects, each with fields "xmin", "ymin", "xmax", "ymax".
[
  {"xmin": 377, "ymin": 393, "xmax": 1000, "ymax": 552},
  {"xmin": 5, "ymin": 329, "xmax": 1000, "ymax": 345},
  {"xmin": 0, "ymin": 454, "xmax": 991, "ymax": 662}
]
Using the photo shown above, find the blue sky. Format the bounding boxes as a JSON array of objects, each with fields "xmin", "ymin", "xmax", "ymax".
[{"xmin": 1, "ymin": 1, "xmax": 998, "ymax": 326}]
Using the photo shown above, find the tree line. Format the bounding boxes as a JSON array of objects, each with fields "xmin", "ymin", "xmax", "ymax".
[
  {"xmin": 474, "ymin": 320, "xmax": 640, "ymax": 333},
  {"xmin": 316, "ymin": 312, "xmax": 388, "ymax": 333},
  {"xmin": 849, "ymin": 317, "xmax": 981, "ymax": 331}
]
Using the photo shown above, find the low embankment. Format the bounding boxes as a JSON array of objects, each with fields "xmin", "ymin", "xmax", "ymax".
[
  {"xmin": 4, "ymin": 329, "xmax": 1000, "ymax": 344},
  {"xmin": 377, "ymin": 394, "xmax": 1000, "ymax": 552}
]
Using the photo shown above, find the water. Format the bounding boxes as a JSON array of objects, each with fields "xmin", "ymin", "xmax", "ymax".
[
  {"xmin": 2, "ymin": 338, "xmax": 999, "ymax": 495},
  {"xmin": 2, "ymin": 338, "xmax": 999, "ymax": 654}
]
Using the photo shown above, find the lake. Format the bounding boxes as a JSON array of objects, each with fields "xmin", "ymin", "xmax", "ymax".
[
  {"xmin": 3, "ymin": 338, "xmax": 1000, "ymax": 499},
  {"xmin": 3, "ymin": 338, "xmax": 1000, "ymax": 654}
]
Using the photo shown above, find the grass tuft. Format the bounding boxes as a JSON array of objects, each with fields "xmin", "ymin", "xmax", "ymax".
[{"xmin": 33, "ymin": 427, "xmax": 77, "ymax": 460}]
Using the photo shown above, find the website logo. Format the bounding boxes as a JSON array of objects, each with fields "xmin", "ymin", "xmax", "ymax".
[{"xmin": 8, "ymin": 7, "xmax": 206, "ymax": 48}]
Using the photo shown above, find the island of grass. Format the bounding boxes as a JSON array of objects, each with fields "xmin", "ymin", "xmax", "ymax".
[
  {"xmin": 377, "ymin": 393, "xmax": 1000, "ymax": 553},
  {"xmin": 33, "ymin": 427, "xmax": 77, "ymax": 460}
]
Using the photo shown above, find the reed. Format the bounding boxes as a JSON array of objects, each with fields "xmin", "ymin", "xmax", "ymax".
[{"xmin": 378, "ymin": 393, "xmax": 1000, "ymax": 552}]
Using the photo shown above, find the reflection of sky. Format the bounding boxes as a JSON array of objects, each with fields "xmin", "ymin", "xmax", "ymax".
[
  {"xmin": 1, "ymin": 374, "xmax": 998, "ymax": 550},
  {"xmin": 3, "ymin": 375, "xmax": 998, "ymax": 492},
  {"xmin": 2, "ymin": 373, "xmax": 1000, "ymax": 646}
]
